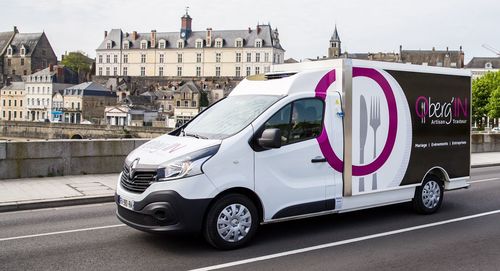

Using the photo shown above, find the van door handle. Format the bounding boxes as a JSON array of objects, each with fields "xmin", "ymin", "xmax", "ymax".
[{"xmin": 311, "ymin": 157, "xmax": 327, "ymax": 163}]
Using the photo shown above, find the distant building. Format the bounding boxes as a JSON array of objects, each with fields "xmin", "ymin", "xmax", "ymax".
[
  {"xmin": 465, "ymin": 57, "xmax": 500, "ymax": 79},
  {"xmin": 95, "ymin": 10, "xmax": 285, "ymax": 78},
  {"xmin": 25, "ymin": 65, "xmax": 78, "ymax": 121},
  {"xmin": 0, "ymin": 81, "xmax": 25, "ymax": 121},
  {"xmin": 0, "ymin": 26, "xmax": 57, "ymax": 83},
  {"xmin": 61, "ymin": 82, "xmax": 117, "ymax": 124},
  {"xmin": 326, "ymin": 26, "xmax": 464, "ymax": 68}
]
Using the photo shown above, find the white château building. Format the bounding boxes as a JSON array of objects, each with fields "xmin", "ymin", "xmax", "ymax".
[{"xmin": 95, "ymin": 11, "xmax": 285, "ymax": 78}]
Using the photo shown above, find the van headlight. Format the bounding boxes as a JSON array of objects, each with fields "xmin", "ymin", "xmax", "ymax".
[{"xmin": 156, "ymin": 145, "xmax": 219, "ymax": 181}]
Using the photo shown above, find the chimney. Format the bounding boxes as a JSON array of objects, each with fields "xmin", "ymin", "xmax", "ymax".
[
  {"xmin": 206, "ymin": 28, "xmax": 212, "ymax": 47},
  {"xmin": 446, "ymin": 46, "xmax": 449, "ymax": 51},
  {"xmin": 150, "ymin": 30, "xmax": 157, "ymax": 48},
  {"xmin": 248, "ymin": 27, "xmax": 252, "ymax": 33},
  {"xmin": 6, "ymin": 77, "xmax": 11, "ymax": 86},
  {"xmin": 61, "ymin": 54, "xmax": 65, "ymax": 61},
  {"xmin": 257, "ymin": 25, "xmax": 261, "ymax": 34},
  {"xmin": 13, "ymin": 26, "xmax": 18, "ymax": 33},
  {"xmin": 104, "ymin": 30, "xmax": 108, "ymax": 38},
  {"xmin": 49, "ymin": 63, "xmax": 54, "ymax": 72},
  {"xmin": 132, "ymin": 31, "xmax": 137, "ymax": 40},
  {"xmin": 432, "ymin": 47, "xmax": 435, "ymax": 51},
  {"xmin": 57, "ymin": 66, "xmax": 64, "ymax": 82}
]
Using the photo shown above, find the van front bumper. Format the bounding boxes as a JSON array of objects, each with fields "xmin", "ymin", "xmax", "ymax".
[{"xmin": 115, "ymin": 190, "xmax": 211, "ymax": 233}]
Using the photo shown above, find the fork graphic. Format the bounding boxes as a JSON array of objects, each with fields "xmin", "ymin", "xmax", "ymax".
[{"xmin": 370, "ymin": 97, "xmax": 380, "ymax": 190}]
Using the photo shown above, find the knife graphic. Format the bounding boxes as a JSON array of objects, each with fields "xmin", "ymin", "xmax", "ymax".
[{"xmin": 359, "ymin": 95, "xmax": 368, "ymax": 192}]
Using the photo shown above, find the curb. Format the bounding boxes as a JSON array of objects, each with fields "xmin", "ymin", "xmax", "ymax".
[
  {"xmin": 471, "ymin": 163, "xmax": 500, "ymax": 169},
  {"xmin": 0, "ymin": 195, "xmax": 115, "ymax": 213}
]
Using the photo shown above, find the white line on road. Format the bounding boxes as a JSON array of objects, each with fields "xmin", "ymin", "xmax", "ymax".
[
  {"xmin": 0, "ymin": 224, "xmax": 125, "ymax": 242},
  {"xmin": 191, "ymin": 209, "xmax": 500, "ymax": 271},
  {"xmin": 469, "ymin": 178, "xmax": 500, "ymax": 184}
]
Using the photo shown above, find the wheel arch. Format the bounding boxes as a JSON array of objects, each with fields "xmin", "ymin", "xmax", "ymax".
[
  {"xmin": 205, "ymin": 187, "xmax": 265, "ymax": 223},
  {"xmin": 421, "ymin": 166, "xmax": 450, "ymax": 186}
]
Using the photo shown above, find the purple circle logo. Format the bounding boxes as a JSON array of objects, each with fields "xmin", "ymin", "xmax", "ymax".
[{"xmin": 315, "ymin": 67, "xmax": 398, "ymax": 176}]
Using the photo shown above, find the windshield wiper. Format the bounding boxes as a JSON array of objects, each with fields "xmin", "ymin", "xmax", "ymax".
[{"xmin": 184, "ymin": 132, "xmax": 208, "ymax": 139}]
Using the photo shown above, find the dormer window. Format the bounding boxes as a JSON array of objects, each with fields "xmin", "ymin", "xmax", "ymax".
[
  {"xmin": 20, "ymin": 45, "xmax": 26, "ymax": 56},
  {"xmin": 140, "ymin": 40, "xmax": 148, "ymax": 49},
  {"xmin": 6, "ymin": 46, "xmax": 12, "ymax": 56},
  {"xmin": 195, "ymin": 39, "xmax": 203, "ymax": 49},
  {"xmin": 255, "ymin": 39, "xmax": 263, "ymax": 48},
  {"xmin": 123, "ymin": 41, "xmax": 130, "ymax": 49},
  {"xmin": 485, "ymin": 62, "xmax": 493, "ymax": 69},
  {"xmin": 235, "ymin": 38, "xmax": 243, "ymax": 48},
  {"xmin": 106, "ymin": 41, "xmax": 112, "ymax": 49},
  {"xmin": 158, "ymin": 39, "xmax": 166, "ymax": 49},
  {"xmin": 215, "ymin": 38, "xmax": 223, "ymax": 48},
  {"xmin": 177, "ymin": 39, "xmax": 185, "ymax": 49}
]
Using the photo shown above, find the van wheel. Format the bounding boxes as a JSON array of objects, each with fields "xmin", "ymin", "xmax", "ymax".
[
  {"xmin": 413, "ymin": 176, "xmax": 444, "ymax": 214},
  {"xmin": 203, "ymin": 194, "xmax": 258, "ymax": 250}
]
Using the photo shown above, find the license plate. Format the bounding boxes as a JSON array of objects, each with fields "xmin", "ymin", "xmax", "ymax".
[{"xmin": 119, "ymin": 196, "xmax": 134, "ymax": 210}]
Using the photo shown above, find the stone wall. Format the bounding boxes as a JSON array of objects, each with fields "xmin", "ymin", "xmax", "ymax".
[
  {"xmin": 0, "ymin": 139, "xmax": 149, "ymax": 179},
  {"xmin": 471, "ymin": 133, "xmax": 500, "ymax": 153}
]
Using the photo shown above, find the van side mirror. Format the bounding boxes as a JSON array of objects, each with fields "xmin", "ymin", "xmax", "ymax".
[{"xmin": 258, "ymin": 128, "xmax": 281, "ymax": 149}]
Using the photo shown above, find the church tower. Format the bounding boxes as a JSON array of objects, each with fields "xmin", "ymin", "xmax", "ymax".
[{"xmin": 328, "ymin": 25, "xmax": 341, "ymax": 58}]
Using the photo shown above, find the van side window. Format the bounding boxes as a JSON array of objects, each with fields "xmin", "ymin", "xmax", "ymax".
[{"xmin": 264, "ymin": 98, "xmax": 324, "ymax": 145}]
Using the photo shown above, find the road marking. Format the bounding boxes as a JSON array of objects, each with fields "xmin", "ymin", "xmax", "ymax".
[
  {"xmin": 0, "ymin": 224, "xmax": 125, "ymax": 242},
  {"xmin": 469, "ymin": 178, "xmax": 500, "ymax": 184},
  {"xmin": 191, "ymin": 209, "xmax": 500, "ymax": 271}
]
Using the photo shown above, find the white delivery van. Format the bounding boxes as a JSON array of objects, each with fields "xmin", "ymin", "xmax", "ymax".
[{"xmin": 116, "ymin": 59, "xmax": 471, "ymax": 249}]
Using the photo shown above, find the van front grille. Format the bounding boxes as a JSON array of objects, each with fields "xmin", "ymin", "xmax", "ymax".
[{"xmin": 120, "ymin": 165, "xmax": 156, "ymax": 193}]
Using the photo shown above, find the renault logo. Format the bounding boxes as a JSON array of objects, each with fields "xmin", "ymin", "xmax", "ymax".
[{"xmin": 129, "ymin": 158, "xmax": 140, "ymax": 180}]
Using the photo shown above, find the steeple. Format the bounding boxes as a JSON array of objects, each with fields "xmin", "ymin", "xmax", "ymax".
[{"xmin": 328, "ymin": 24, "xmax": 341, "ymax": 58}]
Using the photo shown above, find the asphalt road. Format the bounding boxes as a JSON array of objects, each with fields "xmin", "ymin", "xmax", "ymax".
[{"xmin": 1, "ymin": 166, "xmax": 500, "ymax": 271}]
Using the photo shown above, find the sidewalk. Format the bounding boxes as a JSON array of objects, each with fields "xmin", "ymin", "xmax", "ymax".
[{"xmin": 1, "ymin": 152, "xmax": 499, "ymax": 212}]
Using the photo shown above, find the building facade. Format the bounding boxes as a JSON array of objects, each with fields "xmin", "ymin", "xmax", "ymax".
[
  {"xmin": 0, "ymin": 26, "xmax": 57, "ymax": 83},
  {"xmin": 465, "ymin": 57, "xmax": 500, "ymax": 79},
  {"xmin": 0, "ymin": 81, "xmax": 25, "ymax": 121},
  {"xmin": 96, "ymin": 11, "xmax": 285, "ymax": 78},
  {"xmin": 61, "ymin": 82, "xmax": 117, "ymax": 124}
]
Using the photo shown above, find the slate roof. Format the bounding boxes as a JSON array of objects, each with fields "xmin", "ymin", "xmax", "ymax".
[
  {"xmin": 1, "ymin": 81, "xmax": 24, "ymax": 90},
  {"xmin": 0, "ymin": 31, "xmax": 15, "ymax": 55},
  {"xmin": 97, "ymin": 25, "xmax": 283, "ymax": 51},
  {"xmin": 7, "ymin": 33, "xmax": 44, "ymax": 56},
  {"xmin": 330, "ymin": 25, "xmax": 340, "ymax": 42},
  {"xmin": 28, "ymin": 66, "xmax": 79, "ymax": 84},
  {"xmin": 63, "ymin": 82, "xmax": 116, "ymax": 97},
  {"xmin": 465, "ymin": 57, "xmax": 500, "ymax": 69},
  {"xmin": 177, "ymin": 81, "xmax": 200, "ymax": 93},
  {"xmin": 400, "ymin": 49, "xmax": 463, "ymax": 66}
]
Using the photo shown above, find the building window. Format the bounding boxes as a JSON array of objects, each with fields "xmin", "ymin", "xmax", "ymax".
[
  {"xmin": 159, "ymin": 54, "xmax": 164, "ymax": 63},
  {"xmin": 196, "ymin": 53, "xmax": 202, "ymax": 63},
  {"xmin": 123, "ymin": 42, "xmax": 129, "ymax": 49},
  {"xmin": 123, "ymin": 67, "xmax": 128, "ymax": 76},
  {"xmin": 255, "ymin": 39, "xmax": 262, "ymax": 48},
  {"xmin": 196, "ymin": 66, "xmax": 201, "ymax": 77},
  {"xmin": 215, "ymin": 39, "xmax": 223, "ymax": 48},
  {"xmin": 114, "ymin": 55, "xmax": 118, "ymax": 63},
  {"xmin": 247, "ymin": 53, "xmax": 251, "ymax": 62},
  {"xmin": 98, "ymin": 67, "xmax": 102, "ymax": 76},
  {"xmin": 24, "ymin": 70, "xmax": 27, "ymax": 75},
  {"xmin": 7, "ymin": 59, "xmax": 11, "ymax": 66},
  {"xmin": 236, "ymin": 53, "xmax": 241, "ymax": 63},
  {"xmin": 113, "ymin": 67, "xmax": 118, "ymax": 76},
  {"xmin": 98, "ymin": 55, "xmax": 103, "ymax": 63},
  {"xmin": 20, "ymin": 100, "xmax": 22, "ymax": 107},
  {"xmin": 141, "ymin": 54, "xmax": 146, "ymax": 63},
  {"xmin": 106, "ymin": 42, "xmax": 112, "ymax": 49},
  {"xmin": 140, "ymin": 67, "xmax": 146, "ymax": 76},
  {"xmin": 7, "ymin": 48, "xmax": 12, "ymax": 55},
  {"xmin": 256, "ymin": 53, "xmax": 261, "ymax": 63},
  {"xmin": 19, "ymin": 111, "xmax": 22, "ymax": 119},
  {"xmin": 235, "ymin": 67, "xmax": 241, "ymax": 77},
  {"xmin": 246, "ymin": 66, "xmax": 251, "ymax": 76},
  {"xmin": 177, "ymin": 67, "xmax": 182, "ymax": 76},
  {"xmin": 106, "ymin": 55, "xmax": 110, "ymax": 63},
  {"xmin": 235, "ymin": 39, "xmax": 243, "ymax": 48},
  {"xmin": 159, "ymin": 41, "xmax": 166, "ymax": 49},
  {"xmin": 20, "ymin": 48, "xmax": 25, "ymax": 55},
  {"xmin": 177, "ymin": 41, "xmax": 184, "ymax": 48},
  {"xmin": 255, "ymin": 67, "xmax": 260, "ymax": 74},
  {"xmin": 177, "ymin": 101, "xmax": 180, "ymax": 107},
  {"xmin": 123, "ymin": 54, "xmax": 128, "ymax": 63},
  {"xmin": 20, "ymin": 58, "xmax": 24, "ymax": 66},
  {"xmin": 106, "ymin": 67, "xmax": 110, "ymax": 76},
  {"xmin": 177, "ymin": 53, "xmax": 183, "ymax": 63},
  {"xmin": 159, "ymin": 67, "xmax": 164, "ymax": 76},
  {"xmin": 265, "ymin": 53, "xmax": 269, "ymax": 62},
  {"xmin": 196, "ymin": 40, "xmax": 203, "ymax": 48},
  {"xmin": 264, "ymin": 66, "xmax": 270, "ymax": 73},
  {"xmin": 192, "ymin": 101, "xmax": 196, "ymax": 107},
  {"xmin": 184, "ymin": 101, "xmax": 189, "ymax": 107},
  {"xmin": 141, "ymin": 41, "xmax": 148, "ymax": 49},
  {"xmin": 216, "ymin": 53, "xmax": 221, "ymax": 63},
  {"xmin": 12, "ymin": 69, "xmax": 15, "ymax": 75},
  {"xmin": 216, "ymin": 67, "xmax": 221, "ymax": 77},
  {"xmin": 14, "ymin": 100, "xmax": 16, "ymax": 107}
]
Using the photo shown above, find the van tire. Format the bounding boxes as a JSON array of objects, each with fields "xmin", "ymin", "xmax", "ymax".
[
  {"xmin": 413, "ymin": 176, "xmax": 444, "ymax": 214},
  {"xmin": 203, "ymin": 194, "xmax": 258, "ymax": 250}
]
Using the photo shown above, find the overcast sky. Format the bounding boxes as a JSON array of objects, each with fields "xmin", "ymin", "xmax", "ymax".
[{"xmin": 1, "ymin": 0, "xmax": 498, "ymax": 63}]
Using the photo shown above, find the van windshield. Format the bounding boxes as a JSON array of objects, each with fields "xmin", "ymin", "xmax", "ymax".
[{"xmin": 182, "ymin": 95, "xmax": 281, "ymax": 140}]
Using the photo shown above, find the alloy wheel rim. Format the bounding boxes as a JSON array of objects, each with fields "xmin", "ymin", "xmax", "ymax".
[
  {"xmin": 422, "ymin": 180, "xmax": 441, "ymax": 209},
  {"xmin": 216, "ymin": 203, "xmax": 252, "ymax": 242}
]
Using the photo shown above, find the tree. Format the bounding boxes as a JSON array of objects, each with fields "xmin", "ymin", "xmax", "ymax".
[
  {"xmin": 488, "ymin": 87, "xmax": 500, "ymax": 119},
  {"xmin": 472, "ymin": 70, "xmax": 500, "ymax": 128},
  {"xmin": 61, "ymin": 51, "xmax": 92, "ymax": 74}
]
